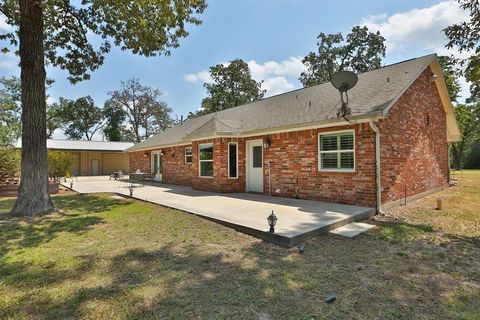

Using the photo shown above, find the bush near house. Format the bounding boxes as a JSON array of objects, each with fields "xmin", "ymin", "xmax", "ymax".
[
  {"xmin": 0, "ymin": 147, "xmax": 20, "ymax": 185},
  {"xmin": 48, "ymin": 151, "xmax": 73, "ymax": 182}
]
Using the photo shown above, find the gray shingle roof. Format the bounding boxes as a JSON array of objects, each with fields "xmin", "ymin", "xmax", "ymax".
[
  {"xmin": 15, "ymin": 139, "xmax": 134, "ymax": 152},
  {"xmin": 127, "ymin": 54, "xmax": 456, "ymax": 152}
]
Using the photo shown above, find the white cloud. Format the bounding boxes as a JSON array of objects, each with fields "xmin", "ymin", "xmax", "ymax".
[
  {"xmin": 0, "ymin": 51, "xmax": 18, "ymax": 70},
  {"xmin": 361, "ymin": 0, "xmax": 473, "ymax": 102},
  {"xmin": 184, "ymin": 56, "xmax": 306, "ymax": 97},
  {"xmin": 261, "ymin": 76, "xmax": 295, "ymax": 97},
  {"xmin": 184, "ymin": 70, "xmax": 212, "ymax": 83},
  {"xmin": 247, "ymin": 56, "xmax": 306, "ymax": 80},
  {"xmin": 361, "ymin": 0, "xmax": 468, "ymax": 55},
  {"xmin": 0, "ymin": 15, "xmax": 12, "ymax": 31}
]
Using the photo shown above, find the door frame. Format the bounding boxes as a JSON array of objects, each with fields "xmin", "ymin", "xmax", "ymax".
[
  {"xmin": 245, "ymin": 139, "xmax": 264, "ymax": 192},
  {"xmin": 151, "ymin": 151, "xmax": 163, "ymax": 182}
]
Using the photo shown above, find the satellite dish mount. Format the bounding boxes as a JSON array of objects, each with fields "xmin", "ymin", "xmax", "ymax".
[{"xmin": 330, "ymin": 71, "xmax": 358, "ymax": 119}]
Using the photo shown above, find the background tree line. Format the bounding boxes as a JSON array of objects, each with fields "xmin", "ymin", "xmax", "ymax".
[{"xmin": 0, "ymin": 77, "xmax": 174, "ymax": 145}]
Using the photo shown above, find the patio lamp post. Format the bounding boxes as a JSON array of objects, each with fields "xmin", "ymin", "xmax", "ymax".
[{"xmin": 267, "ymin": 210, "xmax": 278, "ymax": 233}]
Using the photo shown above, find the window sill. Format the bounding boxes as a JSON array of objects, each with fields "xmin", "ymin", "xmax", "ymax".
[{"xmin": 318, "ymin": 169, "xmax": 355, "ymax": 173}]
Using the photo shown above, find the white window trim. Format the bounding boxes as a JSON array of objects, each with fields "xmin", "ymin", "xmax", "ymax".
[
  {"xmin": 185, "ymin": 147, "xmax": 192, "ymax": 164},
  {"xmin": 228, "ymin": 142, "xmax": 238, "ymax": 179},
  {"xmin": 318, "ymin": 129, "xmax": 355, "ymax": 172},
  {"xmin": 199, "ymin": 143, "xmax": 213, "ymax": 178}
]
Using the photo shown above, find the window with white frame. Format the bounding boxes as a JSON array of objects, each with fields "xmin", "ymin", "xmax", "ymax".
[
  {"xmin": 228, "ymin": 142, "xmax": 238, "ymax": 178},
  {"xmin": 199, "ymin": 143, "xmax": 213, "ymax": 177},
  {"xmin": 185, "ymin": 147, "xmax": 192, "ymax": 164},
  {"xmin": 318, "ymin": 130, "xmax": 355, "ymax": 171}
]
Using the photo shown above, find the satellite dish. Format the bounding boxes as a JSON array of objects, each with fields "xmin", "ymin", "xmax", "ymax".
[{"xmin": 331, "ymin": 71, "xmax": 358, "ymax": 92}]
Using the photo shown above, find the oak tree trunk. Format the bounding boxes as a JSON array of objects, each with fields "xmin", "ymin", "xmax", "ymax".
[{"xmin": 10, "ymin": 0, "xmax": 54, "ymax": 216}]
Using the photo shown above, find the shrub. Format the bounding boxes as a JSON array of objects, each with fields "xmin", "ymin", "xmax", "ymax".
[
  {"xmin": 48, "ymin": 151, "xmax": 73, "ymax": 182},
  {"xmin": 0, "ymin": 147, "xmax": 20, "ymax": 184}
]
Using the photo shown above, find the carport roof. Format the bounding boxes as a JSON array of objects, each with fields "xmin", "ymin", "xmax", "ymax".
[{"xmin": 15, "ymin": 139, "xmax": 134, "ymax": 152}]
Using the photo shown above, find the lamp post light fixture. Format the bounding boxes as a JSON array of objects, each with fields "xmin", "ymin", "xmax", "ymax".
[
  {"xmin": 267, "ymin": 210, "xmax": 278, "ymax": 233},
  {"xmin": 129, "ymin": 185, "xmax": 134, "ymax": 197}
]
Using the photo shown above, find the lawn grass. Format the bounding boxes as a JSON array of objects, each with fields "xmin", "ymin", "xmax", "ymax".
[{"xmin": 0, "ymin": 172, "xmax": 479, "ymax": 319}]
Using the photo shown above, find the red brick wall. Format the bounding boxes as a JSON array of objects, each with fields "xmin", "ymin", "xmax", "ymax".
[
  {"xmin": 187, "ymin": 124, "xmax": 377, "ymax": 206},
  {"xmin": 191, "ymin": 138, "xmax": 245, "ymax": 192},
  {"xmin": 161, "ymin": 145, "xmax": 193, "ymax": 186},
  {"xmin": 378, "ymin": 67, "xmax": 449, "ymax": 204},
  {"xmin": 129, "ymin": 150, "xmax": 151, "ymax": 174},
  {"xmin": 262, "ymin": 124, "xmax": 376, "ymax": 206}
]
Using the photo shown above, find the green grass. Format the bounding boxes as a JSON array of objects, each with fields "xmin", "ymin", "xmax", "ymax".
[{"xmin": 0, "ymin": 172, "xmax": 479, "ymax": 319}]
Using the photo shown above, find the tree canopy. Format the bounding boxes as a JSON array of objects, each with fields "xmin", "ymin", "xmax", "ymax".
[
  {"xmin": 438, "ymin": 55, "xmax": 462, "ymax": 102},
  {"xmin": 444, "ymin": 0, "xmax": 480, "ymax": 102},
  {"xmin": 0, "ymin": 0, "xmax": 207, "ymax": 84},
  {"xmin": 103, "ymin": 100, "xmax": 128, "ymax": 142},
  {"xmin": 192, "ymin": 59, "xmax": 265, "ymax": 117},
  {"xmin": 0, "ymin": 76, "xmax": 21, "ymax": 146},
  {"xmin": 299, "ymin": 26, "xmax": 386, "ymax": 87},
  {"xmin": 107, "ymin": 78, "xmax": 173, "ymax": 143},
  {"xmin": 57, "ymin": 96, "xmax": 105, "ymax": 140}
]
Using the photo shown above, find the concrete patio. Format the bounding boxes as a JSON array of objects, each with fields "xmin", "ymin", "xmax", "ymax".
[{"xmin": 64, "ymin": 176, "xmax": 375, "ymax": 246}]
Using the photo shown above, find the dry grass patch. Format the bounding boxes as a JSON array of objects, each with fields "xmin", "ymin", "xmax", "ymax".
[{"xmin": 0, "ymin": 172, "xmax": 479, "ymax": 319}]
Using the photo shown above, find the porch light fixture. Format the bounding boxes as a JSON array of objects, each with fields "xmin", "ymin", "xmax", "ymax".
[
  {"xmin": 143, "ymin": 151, "xmax": 148, "ymax": 158},
  {"xmin": 263, "ymin": 136, "xmax": 271, "ymax": 149},
  {"xmin": 267, "ymin": 210, "xmax": 278, "ymax": 233},
  {"xmin": 129, "ymin": 185, "xmax": 134, "ymax": 197}
]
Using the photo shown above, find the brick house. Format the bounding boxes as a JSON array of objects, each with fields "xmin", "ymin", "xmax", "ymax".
[{"xmin": 126, "ymin": 54, "xmax": 461, "ymax": 212}]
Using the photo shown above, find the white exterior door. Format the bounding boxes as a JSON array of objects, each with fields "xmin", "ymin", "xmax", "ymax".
[
  {"xmin": 91, "ymin": 159, "xmax": 100, "ymax": 175},
  {"xmin": 151, "ymin": 152, "xmax": 162, "ymax": 182},
  {"xmin": 247, "ymin": 140, "xmax": 264, "ymax": 192}
]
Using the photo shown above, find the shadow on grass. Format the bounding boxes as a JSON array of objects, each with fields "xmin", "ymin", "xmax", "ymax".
[
  {"xmin": 0, "ymin": 193, "xmax": 479, "ymax": 319},
  {"xmin": 0, "ymin": 194, "xmax": 129, "ymax": 260},
  {"xmin": 7, "ymin": 229, "xmax": 478, "ymax": 319}
]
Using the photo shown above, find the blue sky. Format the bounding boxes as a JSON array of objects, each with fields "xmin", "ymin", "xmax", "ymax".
[{"xmin": 0, "ymin": 0, "xmax": 469, "ymax": 128}]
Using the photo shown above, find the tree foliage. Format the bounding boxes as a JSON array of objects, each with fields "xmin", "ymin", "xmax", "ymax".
[
  {"xmin": 193, "ymin": 59, "xmax": 265, "ymax": 117},
  {"xmin": 107, "ymin": 78, "xmax": 173, "ymax": 142},
  {"xmin": 103, "ymin": 100, "xmax": 127, "ymax": 141},
  {"xmin": 0, "ymin": 146, "xmax": 20, "ymax": 183},
  {"xmin": 47, "ymin": 151, "xmax": 73, "ymax": 182},
  {"xmin": 438, "ymin": 56, "xmax": 462, "ymax": 102},
  {"xmin": 57, "ymin": 96, "xmax": 105, "ymax": 140},
  {"xmin": 444, "ymin": 0, "xmax": 480, "ymax": 101},
  {"xmin": 451, "ymin": 103, "xmax": 480, "ymax": 169},
  {"xmin": 0, "ymin": 0, "xmax": 207, "ymax": 84},
  {"xmin": 299, "ymin": 26, "xmax": 386, "ymax": 87},
  {"xmin": 0, "ymin": 76, "xmax": 21, "ymax": 146}
]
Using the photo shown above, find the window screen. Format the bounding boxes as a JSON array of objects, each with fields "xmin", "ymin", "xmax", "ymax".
[{"xmin": 319, "ymin": 131, "xmax": 354, "ymax": 171}]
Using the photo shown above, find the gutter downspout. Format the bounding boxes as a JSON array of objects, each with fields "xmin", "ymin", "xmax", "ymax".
[{"xmin": 369, "ymin": 120, "xmax": 385, "ymax": 215}]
